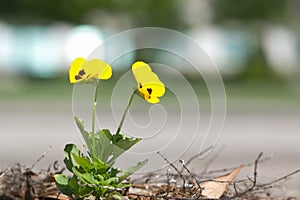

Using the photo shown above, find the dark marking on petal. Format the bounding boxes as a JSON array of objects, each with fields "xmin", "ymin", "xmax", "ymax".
[
  {"xmin": 139, "ymin": 83, "xmax": 142, "ymax": 88},
  {"xmin": 75, "ymin": 75, "xmax": 81, "ymax": 80},
  {"xmin": 87, "ymin": 74, "xmax": 91, "ymax": 78},
  {"xmin": 147, "ymin": 88, "xmax": 152, "ymax": 95},
  {"xmin": 79, "ymin": 69, "xmax": 85, "ymax": 76}
]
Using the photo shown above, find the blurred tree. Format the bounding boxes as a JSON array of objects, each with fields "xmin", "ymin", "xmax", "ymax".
[
  {"xmin": 0, "ymin": 0, "xmax": 117, "ymax": 23},
  {"xmin": 124, "ymin": 0, "xmax": 185, "ymax": 29},
  {"xmin": 0, "ymin": 0, "xmax": 185, "ymax": 29},
  {"xmin": 212, "ymin": 0, "xmax": 286, "ymax": 23},
  {"xmin": 211, "ymin": 0, "xmax": 287, "ymax": 82}
]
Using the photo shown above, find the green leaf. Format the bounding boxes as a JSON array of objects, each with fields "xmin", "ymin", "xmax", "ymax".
[
  {"xmin": 72, "ymin": 153, "xmax": 94, "ymax": 172},
  {"xmin": 74, "ymin": 117, "xmax": 92, "ymax": 151},
  {"xmin": 54, "ymin": 174, "xmax": 78, "ymax": 197},
  {"xmin": 78, "ymin": 185, "xmax": 93, "ymax": 198},
  {"xmin": 68, "ymin": 175, "xmax": 80, "ymax": 193},
  {"xmin": 114, "ymin": 182, "xmax": 131, "ymax": 189},
  {"xmin": 81, "ymin": 173, "xmax": 98, "ymax": 184},
  {"xmin": 72, "ymin": 167, "xmax": 98, "ymax": 186},
  {"xmin": 95, "ymin": 174, "xmax": 104, "ymax": 181},
  {"xmin": 109, "ymin": 167, "xmax": 121, "ymax": 177},
  {"xmin": 118, "ymin": 159, "xmax": 148, "ymax": 182},
  {"xmin": 74, "ymin": 116, "xmax": 87, "ymax": 135},
  {"xmin": 54, "ymin": 174, "xmax": 69, "ymax": 185},
  {"xmin": 63, "ymin": 143, "xmax": 80, "ymax": 172},
  {"xmin": 72, "ymin": 167, "xmax": 85, "ymax": 183},
  {"xmin": 107, "ymin": 134, "xmax": 141, "ymax": 165},
  {"xmin": 109, "ymin": 192, "xmax": 123, "ymax": 200},
  {"xmin": 96, "ymin": 129, "xmax": 140, "ymax": 165},
  {"xmin": 95, "ymin": 129, "xmax": 113, "ymax": 162},
  {"xmin": 101, "ymin": 129, "xmax": 113, "ymax": 140},
  {"xmin": 89, "ymin": 129, "xmax": 141, "ymax": 165},
  {"xmin": 72, "ymin": 123, "xmax": 141, "ymax": 167},
  {"xmin": 91, "ymin": 155, "xmax": 110, "ymax": 174},
  {"xmin": 114, "ymin": 134, "xmax": 141, "ymax": 151},
  {"xmin": 100, "ymin": 177, "xmax": 118, "ymax": 185}
]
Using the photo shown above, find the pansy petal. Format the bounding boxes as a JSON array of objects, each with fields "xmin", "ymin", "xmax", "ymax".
[
  {"xmin": 69, "ymin": 57, "xmax": 85, "ymax": 83},
  {"xmin": 138, "ymin": 87, "xmax": 161, "ymax": 104},
  {"xmin": 143, "ymin": 82, "xmax": 165, "ymax": 97},
  {"xmin": 132, "ymin": 61, "xmax": 162, "ymax": 84},
  {"xmin": 147, "ymin": 96, "xmax": 160, "ymax": 104},
  {"xmin": 83, "ymin": 59, "xmax": 112, "ymax": 80},
  {"xmin": 132, "ymin": 61, "xmax": 153, "ymax": 82},
  {"xmin": 99, "ymin": 65, "xmax": 113, "ymax": 80},
  {"xmin": 132, "ymin": 61, "xmax": 165, "ymax": 104},
  {"xmin": 132, "ymin": 61, "xmax": 152, "ymax": 72},
  {"xmin": 68, "ymin": 58, "xmax": 112, "ymax": 84}
]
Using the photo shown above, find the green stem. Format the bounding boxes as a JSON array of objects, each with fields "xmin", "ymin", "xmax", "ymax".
[
  {"xmin": 116, "ymin": 90, "xmax": 136, "ymax": 135},
  {"xmin": 91, "ymin": 81, "xmax": 100, "ymax": 155}
]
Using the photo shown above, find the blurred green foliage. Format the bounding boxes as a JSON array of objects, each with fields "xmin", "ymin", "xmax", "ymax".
[
  {"xmin": 211, "ymin": 0, "xmax": 290, "ymax": 83},
  {"xmin": 237, "ymin": 48, "xmax": 283, "ymax": 83},
  {"xmin": 0, "ymin": 0, "xmax": 117, "ymax": 23},
  {"xmin": 0, "ymin": 0, "xmax": 185, "ymax": 29},
  {"xmin": 212, "ymin": 0, "xmax": 286, "ymax": 23},
  {"xmin": 0, "ymin": 0, "xmax": 297, "ymax": 85}
]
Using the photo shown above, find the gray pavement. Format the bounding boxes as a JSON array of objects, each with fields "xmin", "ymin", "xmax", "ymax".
[{"xmin": 0, "ymin": 100, "xmax": 299, "ymax": 198}]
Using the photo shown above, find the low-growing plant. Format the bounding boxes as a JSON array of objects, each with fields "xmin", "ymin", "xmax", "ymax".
[{"xmin": 54, "ymin": 58, "xmax": 165, "ymax": 199}]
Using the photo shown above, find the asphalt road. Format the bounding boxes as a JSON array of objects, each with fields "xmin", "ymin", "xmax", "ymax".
[{"xmin": 0, "ymin": 100, "xmax": 299, "ymax": 198}]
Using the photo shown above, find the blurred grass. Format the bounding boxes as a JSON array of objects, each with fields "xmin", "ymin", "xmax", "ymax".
[
  {"xmin": 223, "ymin": 80, "xmax": 300, "ymax": 103},
  {"xmin": 223, "ymin": 80, "xmax": 300, "ymax": 112},
  {"xmin": 0, "ymin": 75, "xmax": 72, "ymax": 100},
  {"xmin": 0, "ymin": 73, "xmax": 299, "ymax": 111}
]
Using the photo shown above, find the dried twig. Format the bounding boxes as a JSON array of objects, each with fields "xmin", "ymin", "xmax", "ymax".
[
  {"xmin": 30, "ymin": 146, "xmax": 52, "ymax": 170},
  {"xmin": 179, "ymin": 159, "xmax": 203, "ymax": 196},
  {"xmin": 251, "ymin": 152, "xmax": 263, "ymax": 189},
  {"xmin": 128, "ymin": 151, "xmax": 299, "ymax": 200},
  {"xmin": 201, "ymin": 145, "xmax": 226, "ymax": 175},
  {"xmin": 230, "ymin": 152, "xmax": 263, "ymax": 198},
  {"xmin": 206, "ymin": 152, "xmax": 274, "ymax": 175},
  {"xmin": 157, "ymin": 151, "xmax": 186, "ymax": 191},
  {"xmin": 183, "ymin": 146, "xmax": 214, "ymax": 169},
  {"xmin": 258, "ymin": 169, "xmax": 300, "ymax": 187}
]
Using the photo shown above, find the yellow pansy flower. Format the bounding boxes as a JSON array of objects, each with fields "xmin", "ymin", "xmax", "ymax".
[
  {"xmin": 132, "ymin": 61, "xmax": 165, "ymax": 104},
  {"xmin": 69, "ymin": 57, "xmax": 112, "ymax": 83}
]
